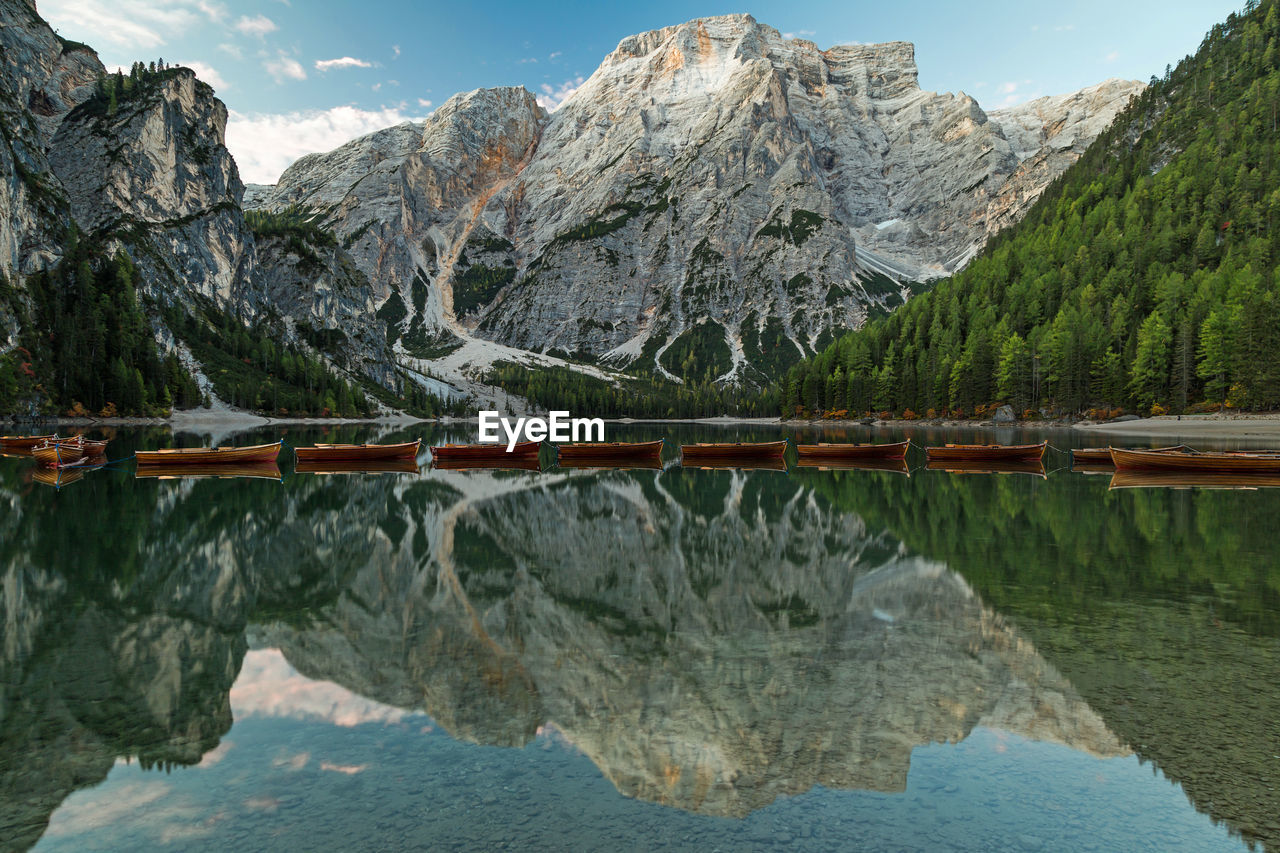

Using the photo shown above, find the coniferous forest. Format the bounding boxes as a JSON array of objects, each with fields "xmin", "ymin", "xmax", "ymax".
[
  {"xmin": 2, "ymin": 233, "xmax": 200, "ymax": 417},
  {"xmin": 779, "ymin": 0, "xmax": 1280, "ymax": 419}
]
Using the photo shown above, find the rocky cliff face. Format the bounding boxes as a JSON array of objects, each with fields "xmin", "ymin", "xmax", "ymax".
[
  {"xmin": 0, "ymin": 0, "xmax": 395, "ymax": 399},
  {"xmin": 0, "ymin": 0, "xmax": 101, "ymax": 345},
  {"xmin": 48, "ymin": 69, "xmax": 258, "ymax": 308},
  {"xmin": 250, "ymin": 15, "xmax": 1142, "ymax": 384}
]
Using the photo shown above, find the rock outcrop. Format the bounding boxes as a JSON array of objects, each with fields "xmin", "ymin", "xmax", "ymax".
[
  {"xmin": 250, "ymin": 16, "xmax": 1142, "ymax": 383},
  {"xmin": 0, "ymin": 0, "xmax": 396, "ymax": 396},
  {"xmin": 0, "ymin": 0, "xmax": 102, "ymax": 345},
  {"xmin": 48, "ymin": 69, "xmax": 257, "ymax": 308}
]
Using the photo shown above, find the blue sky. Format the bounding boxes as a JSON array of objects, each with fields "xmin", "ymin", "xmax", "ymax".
[{"xmin": 40, "ymin": 0, "xmax": 1244, "ymax": 183}]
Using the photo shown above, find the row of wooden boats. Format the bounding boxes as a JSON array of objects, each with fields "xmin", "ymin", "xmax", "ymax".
[
  {"xmin": 7, "ymin": 429, "xmax": 1280, "ymax": 475},
  {"xmin": 0, "ymin": 434, "xmax": 110, "ymax": 468}
]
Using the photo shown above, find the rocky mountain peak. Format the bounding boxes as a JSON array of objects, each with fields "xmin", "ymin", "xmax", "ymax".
[{"xmin": 247, "ymin": 16, "xmax": 1144, "ymax": 393}]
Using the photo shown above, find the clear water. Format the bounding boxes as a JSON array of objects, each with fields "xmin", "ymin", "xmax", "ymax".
[{"xmin": 2, "ymin": 423, "xmax": 1277, "ymax": 851}]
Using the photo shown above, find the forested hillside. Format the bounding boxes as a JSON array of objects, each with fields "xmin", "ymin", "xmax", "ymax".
[{"xmin": 780, "ymin": 0, "xmax": 1280, "ymax": 418}]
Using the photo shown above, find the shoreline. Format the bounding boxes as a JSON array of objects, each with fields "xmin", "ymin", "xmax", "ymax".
[{"xmin": 7, "ymin": 411, "xmax": 1280, "ymax": 443}]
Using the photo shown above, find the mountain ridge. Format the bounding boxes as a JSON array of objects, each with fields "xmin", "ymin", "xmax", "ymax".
[{"xmin": 247, "ymin": 14, "xmax": 1141, "ymax": 390}]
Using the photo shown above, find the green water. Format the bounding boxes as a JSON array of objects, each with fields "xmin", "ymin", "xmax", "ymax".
[{"xmin": 2, "ymin": 424, "xmax": 1278, "ymax": 851}]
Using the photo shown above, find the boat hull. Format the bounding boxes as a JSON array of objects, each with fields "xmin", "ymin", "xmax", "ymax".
[
  {"xmin": 1072, "ymin": 444, "xmax": 1188, "ymax": 466},
  {"xmin": 134, "ymin": 441, "xmax": 284, "ymax": 466},
  {"xmin": 556, "ymin": 440, "xmax": 663, "ymax": 463},
  {"xmin": 680, "ymin": 441, "xmax": 788, "ymax": 462},
  {"xmin": 925, "ymin": 442, "xmax": 1047, "ymax": 463},
  {"xmin": 1070, "ymin": 447, "xmax": 1112, "ymax": 464},
  {"xmin": 294, "ymin": 440, "xmax": 420, "ymax": 462},
  {"xmin": 1109, "ymin": 446, "xmax": 1280, "ymax": 473},
  {"xmin": 430, "ymin": 442, "xmax": 540, "ymax": 462},
  {"xmin": 32, "ymin": 441, "xmax": 85, "ymax": 468},
  {"xmin": 431, "ymin": 457, "xmax": 542, "ymax": 472},
  {"xmin": 795, "ymin": 440, "xmax": 908, "ymax": 461},
  {"xmin": 0, "ymin": 433, "xmax": 57, "ymax": 451}
]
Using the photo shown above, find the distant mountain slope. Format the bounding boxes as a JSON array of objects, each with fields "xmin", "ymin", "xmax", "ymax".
[
  {"xmin": 779, "ymin": 0, "xmax": 1280, "ymax": 416},
  {"xmin": 249, "ymin": 16, "xmax": 1140, "ymax": 386}
]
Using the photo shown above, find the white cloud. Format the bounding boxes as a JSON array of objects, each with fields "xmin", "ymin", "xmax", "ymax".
[
  {"xmin": 41, "ymin": 0, "xmax": 218, "ymax": 50},
  {"xmin": 537, "ymin": 75, "xmax": 585, "ymax": 112},
  {"xmin": 1054, "ymin": 24, "xmax": 1075, "ymax": 32},
  {"xmin": 217, "ymin": 42, "xmax": 243, "ymax": 59},
  {"xmin": 998, "ymin": 81, "xmax": 1018, "ymax": 94},
  {"xmin": 1104, "ymin": 50, "xmax": 1119, "ymax": 63},
  {"xmin": 180, "ymin": 60, "xmax": 227, "ymax": 90},
  {"xmin": 264, "ymin": 54, "xmax": 306, "ymax": 83},
  {"xmin": 315, "ymin": 56, "xmax": 373, "ymax": 71},
  {"xmin": 548, "ymin": 51, "xmax": 562, "ymax": 60},
  {"xmin": 235, "ymin": 13, "xmax": 277, "ymax": 37},
  {"xmin": 392, "ymin": 44, "xmax": 401, "ymax": 59},
  {"xmin": 782, "ymin": 29, "xmax": 816, "ymax": 40},
  {"xmin": 226, "ymin": 104, "xmax": 426, "ymax": 183},
  {"xmin": 417, "ymin": 98, "xmax": 433, "ymax": 108}
]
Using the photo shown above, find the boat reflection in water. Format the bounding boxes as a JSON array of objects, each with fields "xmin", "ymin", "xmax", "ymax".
[
  {"xmin": 134, "ymin": 462, "xmax": 283, "ymax": 481},
  {"xmin": 680, "ymin": 456, "xmax": 789, "ymax": 471},
  {"xmin": 795, "ymin": 457, "xmax": 910, "ymax": 475},
  {"xmin": 555, "ymin": 456, "xmax": 665, "ymax": 471},
  {"xmin": 1, "ymin": 456, "xmax": 1269, "ymax": 851},
  {"xmin": 1109, "ymin": 469, "xmax": 1280, "ymax": 490},
  {"xmin": 29, "ymin": 462, "xmax": 105, "ymax": 489},
  {"xmin": 431, "ymin": 456, "xmax": 543, "ymax": 472},
  {"xmin": 293, "ymin": 458, "xmax": 421, "ymax": 476},
  {"xmin": 925, "ymin": 458, "xmax": 1047, "ymax": 478}
]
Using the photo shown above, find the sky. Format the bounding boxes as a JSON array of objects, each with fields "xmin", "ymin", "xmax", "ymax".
[{"xmin": 39, "ymin": 0, "xmax": 1246, "ymax": 184}]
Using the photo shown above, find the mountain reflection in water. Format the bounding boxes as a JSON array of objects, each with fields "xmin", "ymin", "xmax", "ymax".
[{"xmin": 1, "ymin": 442, "xmax": 1274, "ymax": 850}]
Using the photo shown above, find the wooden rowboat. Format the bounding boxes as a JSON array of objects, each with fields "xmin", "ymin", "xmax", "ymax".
[
  {"xmin": 556, "ymin": 440, "xmax": 663, "ymax": 464},
  {"xmin": 294, "ymin": 439, "xmax": 420, "ymax": 462},
  {"xmin": 924, "ymin": 442, "xmax": 1047, "ymax": 463},
  {"xmin": 81, "ymin": 438, "xmax": 109, "ymax": 457},
  {"xmin": 134, "ymin": 440, "xmax": 284, "ymax": 466},
  {"xmin": 1109, "ymin": 446, "xmax": 1280, "ymax": 473},
  {"xmin": 1109, "ymin": 469, "xmax": 1280, "ymax": 490},
  {"xmin": 1072, "ymin": 444, "xmax": 1189, "ymax": 466},
  {"xmin": 430, "ymin": 441, "xmax": 540, "ymax": 462},
  {"xmin": 795, "ymin": 440, "xmax": 908, "ymax": 461},
  {"xmin": 294, "ymin": 458, "xmax": 420, "ymax": 476},
  {"xmin": 32, "ymin": 440, "xmax": 85, "ymax": 468},
  {"xmin": 1070, "ymin": 447, "xmax": 1113, "ymax": 464},
  {"xmin": 680, "ymin": 441, "xmax": 788, "ymax": 462},
  {"xmin": 135, "ymin": 461, "xmax": 283, "ymax": 481},
  {"xmin": 0, "ymin": 433, "xmax": 57, "ymax": 450}
]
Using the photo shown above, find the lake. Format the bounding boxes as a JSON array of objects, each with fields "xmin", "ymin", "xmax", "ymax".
[{"xmin": 2, "ymin": 423, "xmax": 1277, "ymax": 851}]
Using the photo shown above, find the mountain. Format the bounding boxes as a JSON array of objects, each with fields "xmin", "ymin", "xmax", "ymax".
[
  {"xmin": 0, "ymin": 3, "xmax": 1140, "ymax": 416},
  {"xmin": 249, "ymin": 16, "xmax": 1140, "ymax": 389},
  {"xmin": 778, "ymin": 0, "xmax": 1280, "ymax": 418},
  {"xmin": 0, "ymin": 0, "xmax": 416, "ymax": 418}
]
